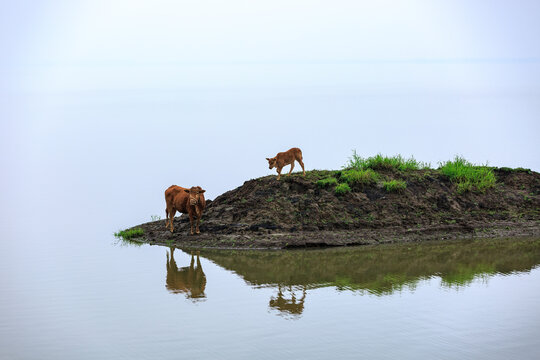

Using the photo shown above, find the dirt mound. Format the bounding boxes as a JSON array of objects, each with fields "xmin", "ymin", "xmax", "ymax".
[{"xmin": 134, "ymin": 168, "xmax": 540, "ymax": 248}]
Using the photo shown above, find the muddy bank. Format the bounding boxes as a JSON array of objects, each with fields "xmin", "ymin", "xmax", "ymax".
[{"xmin": 129, "ymin": 168, "xmax": 540, "ymax": 249}]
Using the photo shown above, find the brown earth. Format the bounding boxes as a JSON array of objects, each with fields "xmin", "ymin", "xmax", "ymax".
[{"xmin": 130, "ymin": 168, "xmax": 540, "ymax": 249}]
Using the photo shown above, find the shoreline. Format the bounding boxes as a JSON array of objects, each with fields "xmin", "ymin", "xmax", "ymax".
[
  {"xmin": 120, "ymin": 166, "xmax": 540, "ymax": 250},
  {"xmin": 128, "ymin": 219, "xmax": 540, "ymax": 250}
]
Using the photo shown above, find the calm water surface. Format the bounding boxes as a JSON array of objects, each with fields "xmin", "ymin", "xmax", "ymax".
[
  {"xmin": 2, "ymin": 62, "xmax": 540, "ymax": 359},
  {"xmin": 1, "ymin": 229, "xmax": 539, "ymax": 359}
]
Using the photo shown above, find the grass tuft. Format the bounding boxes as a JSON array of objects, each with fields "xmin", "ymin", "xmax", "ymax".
[
  {"xmin": 303, "ymin": 170, "xmax": 342, "ymax": 182},
  {"xmin": 347, "ymin": 151, "xmax": 430, "ymax": 171},
  {"xmin": 334, "ymin": 183, "xmax": 351, "ymax": 195},
  {"xmin": 383, "ymin": 179, "xmax": 407, "ymax": 192},
  {"xmin": 317, "ymin": 177, "xmax": 338, "ymax": 188},
  {"xmin": 114, "ymin": 227, "xmax": 144, "ymax": 240},
  {"xmin": 499, "ymin": 167, "xmax": 532, "ymax": 174},
  {"xmin": 341, "ymin": 169, "xmax": 379, "ymax": 185},
  {"xmin": 439, "ymin": 156, "xmax": 496, "ymax": 193}
]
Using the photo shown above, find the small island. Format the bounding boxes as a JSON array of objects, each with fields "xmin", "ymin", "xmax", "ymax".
[{"xmin": 117, "ymin": 155, "xmax": 540, "ymax": 249}]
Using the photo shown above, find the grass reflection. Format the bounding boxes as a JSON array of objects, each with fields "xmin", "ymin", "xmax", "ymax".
[{"xmin": 200, "ymin": 237, "xmax": 540, "ymax": 296}]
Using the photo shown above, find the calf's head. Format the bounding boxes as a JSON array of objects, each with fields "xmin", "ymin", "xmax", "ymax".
[
  {"xmin": 266, "ymin": 157, "xmax": 277, "ymax": 169},
  {"xmin": 184, "ymin": 186, "xmax": 206, "ymax": 206}
]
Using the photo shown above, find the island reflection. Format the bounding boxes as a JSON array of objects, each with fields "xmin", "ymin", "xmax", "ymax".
[
  {"xmin": 160, "ymin": 238, "xmax": 540, "ymax": 317},
  {"xmin": 200, "ymin": 237, "xmax": 540, "ymax": 297}
]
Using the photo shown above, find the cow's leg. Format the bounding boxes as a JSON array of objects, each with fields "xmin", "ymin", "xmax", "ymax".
[
  {"xmin": 276, "ymin": 167, "xmax": 282, "ymax": 180},
  {"xmin": 188, "ymin": 212, "xmax": 194, "ymax": 235},
  {"xmin": 165, "ymin": 208, "xmax": 169, "ymax": 228},
  {"xmin": 298, "ymin": 159, "xmax": 306, "ymax": 176},
  {"xmin": 194, "ymin": 207, "xmax": 202, "ymax": 235},
  {"xmin": 288, "ymin": 162, "xmax": 295, "ymax": 176},
  {"xmin": 169, "ymin": 209, "xmax": 176, "ymax": 232},
  {"xmin": 169, "ymin": 208, "xmax": 176, "ymax": 232},
  {"xmin": 196, "ymin": 214, "xmax": 201, "ymax": 235}
]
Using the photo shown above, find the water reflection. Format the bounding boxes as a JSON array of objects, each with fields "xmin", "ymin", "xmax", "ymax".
[
  {"xmin": 165, "ymin": 248, "xmax": 206, "ymax": 301},
  {"xmin": 269, "ymin": 285, "xmax": 307, "ymax": 318},
  {"xmin": 198, "ymin": 238, "xmax": 540, "ymax": 316}
]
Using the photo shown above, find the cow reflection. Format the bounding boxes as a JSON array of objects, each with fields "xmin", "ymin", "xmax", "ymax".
[
  {"xmin": 269, "ymin": 285, "xmax": 307, "ymax": 317},
  {"xmin": 166, "ymin": 248, "xmax": 206, "ymax": 300}
]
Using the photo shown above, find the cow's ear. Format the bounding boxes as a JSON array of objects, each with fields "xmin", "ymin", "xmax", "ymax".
[
  {"xmin": 200, "ymin": 190, "xmax": 206, "ymax": 194},
  {"xmin": 184, "ymin": 189, "xmax": 190, "ymax": 193},
  {"xmin": 266, "ymin": 158, "xmax": 270, "ymax": 161}
]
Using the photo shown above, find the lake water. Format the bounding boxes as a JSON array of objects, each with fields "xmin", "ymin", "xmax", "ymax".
[
  {"xmin": 1, "ymin": 230, "xmax": 539, "ymax": 359},
  {"xmin": 2, "ymin": 61, "xmax": 539, "ymax": 359}
]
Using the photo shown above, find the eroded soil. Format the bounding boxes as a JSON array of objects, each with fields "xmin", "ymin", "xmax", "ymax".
[{"xmin": 130, "ymin": 168, "xmax": 540, "ymax": 249}]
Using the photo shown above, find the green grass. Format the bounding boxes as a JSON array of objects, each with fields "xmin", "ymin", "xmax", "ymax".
[
  {"xmin": 300, "ymin": 156, "xmax": 529, "ymax": 195},
  {"xmin": 317, "ymin": 177, "xmax": 338, "ymax": 188},
  {"xmin": 114, "ymin": 227, "xmax": 144, "ymax": 240},
  {"xmin": 514, "ymin": 167, "xmax": 532, "ymax": 174},
  {"xmin": 439, "ymin": 156, "xmax": 496, "ymax": 193},
  {"xmin": 499, "ymin": 167, "xmax": 532, "ymax": 174},
  {"xmin": 383, "ymin": 179, "xmax": 407, "ymax": 192},
  {"xmin": 341, "ymin": 169, "xmax": 379, "ymax": 185},
  {"xmin": 334, "ymin": 183, "xmax": 351, "ymax": 195},
  {"xmin": 303, "ymin": 170, "xmax": 341, "ymax": 182},
  {"xmin": 346, "ymin": 151, "xmax": 430, "ymax": 171},
  {"xmin": 114, "ymin": 238, "xmax": 144, "ymax": 247}
]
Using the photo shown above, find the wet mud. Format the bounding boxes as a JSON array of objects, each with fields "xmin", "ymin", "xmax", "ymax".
[{"xmin": 129, "ymin": 168, "xmax": 540, "ymax": 249}]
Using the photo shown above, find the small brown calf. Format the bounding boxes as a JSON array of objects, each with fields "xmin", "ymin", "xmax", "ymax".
[
  {"xmin": 165, "ymin": 185, "xmax": 206, "ymax": 235},
  {"xmin": 266, "ymin": 147, "xmax": 306, "ymax": 180}
]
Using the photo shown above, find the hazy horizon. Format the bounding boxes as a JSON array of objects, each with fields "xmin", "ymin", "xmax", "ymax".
[{"xmin": 1, "ymin": 0, "xmax": 539, "ymax": 229}]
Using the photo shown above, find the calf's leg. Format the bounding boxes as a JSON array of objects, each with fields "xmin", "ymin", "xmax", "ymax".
[
  {"xmin": 298, "ymin": 159, "xmax": 306, "ymax": 176},
  {"xmin": 288, "ymin": 161, "xmax": 295, "ymax": 176},
  {"xmin": 276, "ymin": 166, "xmax": 282, "ymax": 180}
]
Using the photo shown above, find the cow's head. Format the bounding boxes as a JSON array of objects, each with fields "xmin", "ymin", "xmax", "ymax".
[
  {"xmin": 184, "ymin": 186, "xmax": 206, "ymax": 206},
  {"xmin": 266, "ymin": 157, "xmax": 277, "ymax": 169}
]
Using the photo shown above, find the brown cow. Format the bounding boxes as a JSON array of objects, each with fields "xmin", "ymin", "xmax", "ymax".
[
  {"xmin": 165, "ymin": 185, "xmax": 206, "ymax": 235},
  {"xmin": 266, "ymin": 147, "xmax": 305, "ymax": 180}
]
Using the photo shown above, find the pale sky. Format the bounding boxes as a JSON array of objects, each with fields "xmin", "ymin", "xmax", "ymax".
[
  {"xmin": 3, "ymin": 1, "xmax": 540, "ymax": 65},
  {"xmin": 1, "ymin": 0, "xmax": 539, "ymax": 226}
]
